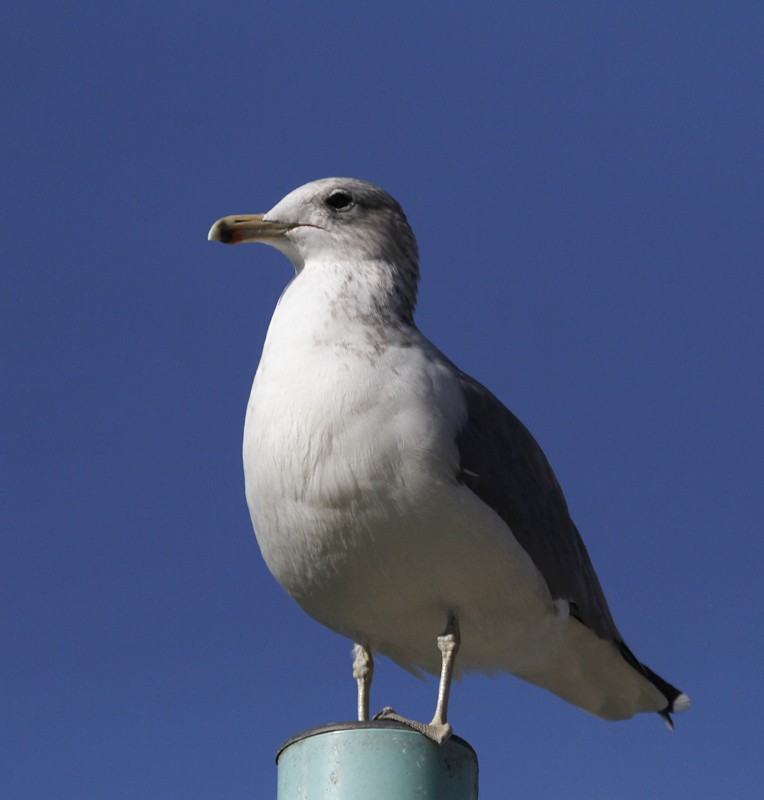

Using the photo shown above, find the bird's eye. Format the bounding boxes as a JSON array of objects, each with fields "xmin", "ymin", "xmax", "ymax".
[{"xmin": 325, "ymin": 191, "xmax": 354, "ymax": 211}]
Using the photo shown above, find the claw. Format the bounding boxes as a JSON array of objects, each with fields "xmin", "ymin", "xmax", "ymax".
[{"xmin": 373, "ymin": 707, "xmax": 453, "ymax": 744}]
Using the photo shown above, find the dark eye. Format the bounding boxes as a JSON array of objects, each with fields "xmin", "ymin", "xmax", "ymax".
[{"xmin": 325, "ymin": 191, "xmax": 354, "ymax": 211}]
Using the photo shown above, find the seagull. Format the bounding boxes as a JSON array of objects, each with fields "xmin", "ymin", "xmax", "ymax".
[{"xmin": 208, "ymin": 178, "xmax": 689, "ymax": 742}]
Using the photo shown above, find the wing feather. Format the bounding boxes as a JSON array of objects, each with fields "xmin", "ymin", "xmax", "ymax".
[{"xmin": 455, "ymin": 371, "xmax": 621, "ymax": 643}]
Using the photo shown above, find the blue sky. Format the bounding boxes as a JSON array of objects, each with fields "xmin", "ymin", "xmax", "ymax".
[{"xmin": 2, "ymin": 2, "xmax": 762, "ymax": 798}]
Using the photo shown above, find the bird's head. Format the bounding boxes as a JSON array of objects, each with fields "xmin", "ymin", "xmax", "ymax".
[
  {"xmin": 208, "ymin": 178, "xmax": 418, "ymax": 270},
  {"xmin": 209, "ymin": 178, "xmax": 420, "ymax": 319}
]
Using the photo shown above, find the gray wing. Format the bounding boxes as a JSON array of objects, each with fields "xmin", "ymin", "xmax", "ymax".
[{"xmin": 455, "ymin": 370, "xmax": 622, "ymax": 643}]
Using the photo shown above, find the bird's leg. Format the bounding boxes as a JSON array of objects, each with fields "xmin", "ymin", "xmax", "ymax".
[
  {"xmin": 374, "ymin": 613, "xmax": 460, "ymax": 744},
  {"xmin": 429, "ymin": 612, "xmax": 460, "ymax": 736},
  {"xmin": 352, "ymin": 643, "xmax": 374, "ymax": 721}
]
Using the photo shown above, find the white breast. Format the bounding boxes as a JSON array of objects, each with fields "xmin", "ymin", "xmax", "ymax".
[{"xmin": 243, "ymin": 266, "xmax": 560, "ymax": 677}]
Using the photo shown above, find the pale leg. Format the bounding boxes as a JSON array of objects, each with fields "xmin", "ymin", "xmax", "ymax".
[
  {"xmin": 429, "ymin": 613, "xmax": 460, "ymax": 735},
  {"xmin": 375, "ymin": 613, "xmax": 461, "ymax": 744},
  {"xmin": 352, "ymin": 643, "xmax": 374, "ymax": 721}
]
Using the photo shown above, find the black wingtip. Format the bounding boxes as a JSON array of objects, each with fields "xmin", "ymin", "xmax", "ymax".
[
  {"xmin": 659, "ymin": 707, "xmax": 675, "ymax": 731},
  {"xmin": 659, "ymin": 691, "xmax": 692, "ymax": 730},
  {"xmin": 617, "ymin": 642, "xmax": 690, "ymax": 729}
]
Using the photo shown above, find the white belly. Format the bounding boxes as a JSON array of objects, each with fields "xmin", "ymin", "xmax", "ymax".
[{"xmin": 243, "ymin": 329, "xmax": 562, "ymax": 678}]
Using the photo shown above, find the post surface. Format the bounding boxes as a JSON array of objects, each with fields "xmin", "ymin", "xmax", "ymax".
[{"xmin": 277, "ymin": 721, "xmax": 479, "ymax": 799}]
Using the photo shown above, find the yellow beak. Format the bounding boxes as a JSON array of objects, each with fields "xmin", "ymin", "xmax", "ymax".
[{"xmin": 207, "ymin": 214, "xmax": 296, "ymax": 244}]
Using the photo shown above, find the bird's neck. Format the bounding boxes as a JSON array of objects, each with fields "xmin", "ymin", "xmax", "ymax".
[
  {"xmin": 294, "ymin": 254, "xmax": 416, "ymax": 325},
  {"xmin": 258, "ymin": 258, "xmax": 417, "ymax": 369}
]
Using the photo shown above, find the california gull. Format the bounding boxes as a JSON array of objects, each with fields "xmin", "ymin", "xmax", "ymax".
[{"xmin": 208, "ymin": 178, "xmax": 689, "ymax": 742}]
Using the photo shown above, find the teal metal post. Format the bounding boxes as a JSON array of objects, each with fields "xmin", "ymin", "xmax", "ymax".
[{"xmin": 276, "ymin": 721, "xmax": 478, "ymax": 799}]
